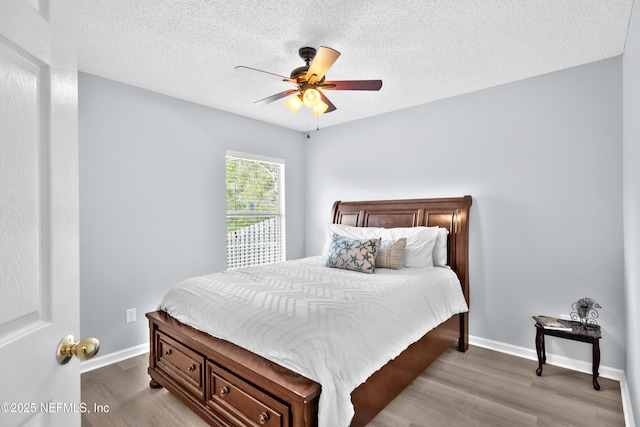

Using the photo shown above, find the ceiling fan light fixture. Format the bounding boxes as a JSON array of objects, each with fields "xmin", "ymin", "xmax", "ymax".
[
  {"xmin": 302, "ymin": 88, "xmax": 321, "ymax": 108},
  {"xmin": 286, "ymin": 94, "xmax": 303, "ymax": 114},
  {"xmin": 313, "ymin": 100, "xmax": 329, "ymax": 116}
]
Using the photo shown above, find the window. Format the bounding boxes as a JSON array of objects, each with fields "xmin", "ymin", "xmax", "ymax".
[{"xmin": 226, "ymin": 151, "xmax": 285, "ymax": 269}]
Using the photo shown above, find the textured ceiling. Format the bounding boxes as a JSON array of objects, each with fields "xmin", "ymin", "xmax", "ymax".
[{"xmin": 78, "ymin": 0, "xmax": 633, "ymax": 133}]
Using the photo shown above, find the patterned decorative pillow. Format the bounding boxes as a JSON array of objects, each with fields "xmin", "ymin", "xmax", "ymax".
[
  {"xmin": 325, "ymin": 234, "xmax": 381, "ymax": 274},
  {"xmin": 376, "ymin": 238, "xmax": 407, "ymax": 270}
]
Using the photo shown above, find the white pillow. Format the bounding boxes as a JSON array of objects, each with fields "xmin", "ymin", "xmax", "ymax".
[
  {"xmin": 322, "ymin": 224, "xmax": 439, "ymax": 268},
  {"xmin": 433, "ymin": 227, "xmax": 449, "ymax": 267}
]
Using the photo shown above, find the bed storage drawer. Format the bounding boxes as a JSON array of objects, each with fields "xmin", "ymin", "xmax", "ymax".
[
  {"xmin": 155, "ymin": 331, "xmax": 205, "ymax": 399},
  {"xmin": 206, "ymin": 361, "xmax": 290, "ymax": 427}
]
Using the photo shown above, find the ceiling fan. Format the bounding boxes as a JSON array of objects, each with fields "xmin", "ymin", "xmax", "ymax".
[{"xmin": 235, "ymin": 46, "xmax": 382, "ymax": 116}]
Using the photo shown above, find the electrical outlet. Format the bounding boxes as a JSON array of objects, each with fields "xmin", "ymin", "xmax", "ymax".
[{"xmin": 126, "ymin": 308, "xmax": 136, "ymax": 324}]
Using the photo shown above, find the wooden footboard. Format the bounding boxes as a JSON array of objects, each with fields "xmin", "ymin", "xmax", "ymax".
[{"xmin": 148, "ymin": 310, "xmax": 462, "ymax": 427}]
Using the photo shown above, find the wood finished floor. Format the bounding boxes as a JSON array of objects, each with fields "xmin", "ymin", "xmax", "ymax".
[{"xmin": 81, "ymin": 345, "xmax": 624, "ymax": 427}]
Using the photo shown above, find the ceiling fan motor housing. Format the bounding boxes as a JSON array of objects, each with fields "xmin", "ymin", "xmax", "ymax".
[{"xmin": 290, "ymin": 65, "xmax": 309, "ymax": 80}]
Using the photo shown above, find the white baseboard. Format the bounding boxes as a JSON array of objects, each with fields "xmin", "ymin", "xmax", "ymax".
[
  {"xmin": 619, "ymin": 374, "xmax": 637, "ymax": 427},
  {"xmin": 469, "ymin": 335, "xmax": 634, "ymax": 427},
  {"xmin": 469, "ymin": 335, "xmax": 624, "ymax": 380},
  {"xmin": 80, "ymin": 342, "xmax": 149, "ymax": 374}
]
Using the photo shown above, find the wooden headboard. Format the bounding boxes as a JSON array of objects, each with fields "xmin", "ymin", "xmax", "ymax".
[{"xmin": 330, "ymin": 195, "xmax": 473, "ymax": 309}]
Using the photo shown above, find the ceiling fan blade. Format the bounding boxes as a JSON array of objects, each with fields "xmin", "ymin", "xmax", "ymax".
[
  {"xmin": 235, "ymin": 65, "xmax": 297, "ymax": 84},
  {"xmin": 319, "ymin": 91, "xmax": 337, "ymax": 113},
  {"xmin": 305, "ymin": 46, "xmax": 340, "ymax": 84},
  {"xmin": 322, "ymin": 80, "xmax": 383, "ymax": 91},
  {"xmin": 254, "ymin": 89, "xmax": 299, "ymax": 105}
]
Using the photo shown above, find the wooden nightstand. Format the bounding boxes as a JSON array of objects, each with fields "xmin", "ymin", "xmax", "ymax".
[{"xmin": 533, "ymin": 317, "xmax": 602, "ymax": 390}]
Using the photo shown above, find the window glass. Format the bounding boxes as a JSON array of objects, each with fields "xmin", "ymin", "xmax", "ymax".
[{"xmin": 226, "ymin": 152, "xmax": 285, "ymax": 269}]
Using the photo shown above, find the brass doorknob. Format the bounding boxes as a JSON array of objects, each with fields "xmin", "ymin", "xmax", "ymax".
[{"xmin": 56, "ymin": 335, "xmax": 100, "ymax": 365}]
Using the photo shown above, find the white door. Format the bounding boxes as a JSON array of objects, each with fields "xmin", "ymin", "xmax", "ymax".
[{"xmin": 0, "ymin": 1, "xmax": 80, "ymax": 426}]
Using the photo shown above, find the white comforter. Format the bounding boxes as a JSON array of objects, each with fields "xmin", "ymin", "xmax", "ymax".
[{"xmin": 159, "ymin": 256, "xmax": 468, "ymax": 427}]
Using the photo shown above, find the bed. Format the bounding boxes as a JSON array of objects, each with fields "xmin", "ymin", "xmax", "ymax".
[{"xmin": 147, "ymin": 195, "xmax": 472, "ymax": 427}]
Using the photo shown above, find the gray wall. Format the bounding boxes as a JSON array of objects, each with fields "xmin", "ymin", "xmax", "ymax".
[
  {"xmin": 304, "ymin": 58, "xmax": 625, "ymax": 370},
  {"xmin": 623, "ymin": 1, "xmax": 640, "ymax": 423},
  {"xmin": 79, "ymin": 73, "xmax": 306, "ymax": 355}
]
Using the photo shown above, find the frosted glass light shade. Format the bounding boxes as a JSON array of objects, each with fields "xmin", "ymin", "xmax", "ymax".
[
  {"xmin": 286, "ymin": 95, "xmax": 303, "ymax": 114},
  {"xmin": 302, "ymin": 88, "xmax": 321, "ymax": 108},
  {"xmin": 313, "ymin": 100, "xmax": 328, "ymax": 116}
]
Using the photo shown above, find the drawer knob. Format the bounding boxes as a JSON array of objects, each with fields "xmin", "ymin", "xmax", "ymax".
[
  {"xmin": 259, "ymin": 412, "xmax": 270, "ymax": 424},
  {"xmin": 164, "ymin": 349, "xmax": 172, "ymax": 356},
  {"xmin": 187, "ymin": 364, "xmax": 196, "ymax": 372},
  {"xmin": 220, "ymin": 386, "xmax": 230, "ymax": 397}
]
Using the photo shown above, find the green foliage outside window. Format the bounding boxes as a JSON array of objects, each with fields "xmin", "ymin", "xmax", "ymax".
[{"xmin": 226, "ymin": 157, "xmax": 281, "ymax": 232}]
